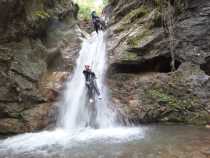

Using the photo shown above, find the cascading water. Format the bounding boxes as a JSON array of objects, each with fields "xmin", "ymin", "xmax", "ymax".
[
  {"xmin": 0, "ymin": 32, "xmax": 143, "ymax": 157},
  {"xmin": 1, "ymin": 31, "xmax": 207, "ymax": 158},
  {"xmin": 58, "ymin": 31, "xmax": 116, "ymax": 130}
]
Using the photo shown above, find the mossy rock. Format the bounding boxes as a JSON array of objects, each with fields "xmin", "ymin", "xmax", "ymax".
[
  {"xmin": 114, "ymin": 26, "xmax": 127, "ymax": 34},
  {"xmin": 154, "ymin": 0, "xmax": 186, "ymax": 15},
  {"xmin": 127, "ymin": 29, "xmax": 152, "ymax": 48},
  {"xmin": 122, "ymin": 5, "xmax": 150, "ymax": 24},
  {"xmin": 33, "ymin": 10, "xmax": 50, "ymax": 21},
  {"xmin": 121, "ymin": 50, "xmax": 138, "ymax": 61},
  {"xmin": 145, "ymin": 88, "xmax": 209, "ymax": 125},
  {"xmin": 147, "ymin": 89, "xmax": 198, "ymax": 109}
]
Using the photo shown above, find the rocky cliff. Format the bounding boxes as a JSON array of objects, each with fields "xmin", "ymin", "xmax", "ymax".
[
  {"xmin": 106, "ymin": 0, "xmax": 210, "ymax": 125},
  {"xmin": 0, "ymin": 0, "xmax": 81, "ymax": 134}
]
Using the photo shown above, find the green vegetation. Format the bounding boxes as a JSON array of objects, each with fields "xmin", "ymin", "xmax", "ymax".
[
  {"xmin": 122, "ymin": 51, "xmax": 138, "ymax": 61},
  {"xmin": 113, "ymin": 5, "xmax": 150, "ymax": 34},
  {"xmin": 147, "ymin": 89, "xmax": 196, "ymax": 109},
  {"xmin": 33, "ymin": 10, "xmax": 50, "ymax": 20},
  {"xmin": 73, "ymin": 0, "xmax": 108, "ymax": 20}
]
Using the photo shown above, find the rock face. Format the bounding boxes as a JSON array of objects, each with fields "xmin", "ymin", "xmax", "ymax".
[
  {"xmin": 0, "ymin": 0, "xmax": 81, "ymax": 134},
  {"xmin": 106, "ymin": 0, "xmax": 210, "ymax": 125}
]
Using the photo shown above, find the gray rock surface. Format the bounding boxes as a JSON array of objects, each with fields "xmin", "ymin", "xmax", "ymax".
[
  {"xmin": 106, "ymin": 0, "xmax": 210, "ymax": 125},
  {"xmin": 0, "ymin": 0, "xmax": 81, "ymax": 134}
]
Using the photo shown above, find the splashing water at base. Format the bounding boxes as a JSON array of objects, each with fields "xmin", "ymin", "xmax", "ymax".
[
  {"xmin": 1, "ymin": 125, "xmax": 210, "ymax": 158},
  {"xmin": 0, "ymin": 32, "xmax": 145, "ymax": 156},
  {"xmin": 0, "ymin": 32, "xmax": 210, "ymax": 158}
]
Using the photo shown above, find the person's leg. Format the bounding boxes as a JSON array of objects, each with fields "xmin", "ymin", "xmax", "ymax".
[
  {"xmin": 94, "ymin": 22, "xmax": 99, "ymax": 33},
  {"xmin": 93, "ymin": 80, "xmax": 100, "ymax": 96},
  {"xmin": 86, "ymin": 83, "xmax": 92, "ymax": 98}
]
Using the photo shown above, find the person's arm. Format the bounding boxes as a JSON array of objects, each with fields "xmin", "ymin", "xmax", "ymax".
[
  {"xmin": 92, "ymin": 72, "xmax": 97, "ymax": 79},
  {"xmin": 83, "ymin": 71, "xmax": 87, "ymax": 80}
]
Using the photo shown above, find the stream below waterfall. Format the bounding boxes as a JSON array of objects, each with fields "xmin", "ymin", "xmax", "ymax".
[
  {"xmin": 0, "ymin": 32, "xmax": 209, "ymax": 158},
  {"xmin": 0, "ymin": 125, "xmax": 209, "ymax": 158}
]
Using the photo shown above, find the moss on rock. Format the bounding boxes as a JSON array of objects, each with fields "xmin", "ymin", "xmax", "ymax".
[
  {"xmin": 121, "ymin": 50, "xmax": 138, "ymax": 61},
  {"xmin": 33, "ymin": 10, "xmax": 50, "ymax": 21},
  {"xmin": 147, "ymin": 89, "xmax": 196, "ymax": 109},
  {"xmin": 145, "ymin": 87, "xmax": 209, "ymax": 125},
  {"xmin": 127, "ymin": 29, "xmax": 152, "ymax": 47}
]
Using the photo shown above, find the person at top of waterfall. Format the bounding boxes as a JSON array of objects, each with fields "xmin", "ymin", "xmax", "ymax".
[
  {"xmin": 91, "ymin": 11, "xmax": 103, "ymax": 34},
  {"xmin": 83, "ymin": 65, "xmax": 102, "ymax": 99}
]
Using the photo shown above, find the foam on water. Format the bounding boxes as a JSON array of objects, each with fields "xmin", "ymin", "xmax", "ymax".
[
  {"xmin": 0, "ymin": 128, "xmax": 144, "ymax": 153},
  {"xmin": 0, "ymin": 31, "xmax": 145, "ymax": 154}
]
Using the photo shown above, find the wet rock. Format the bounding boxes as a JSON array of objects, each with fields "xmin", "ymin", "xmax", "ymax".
[
  {"xmin": 0, "ymin": 118, "xmax": 28, "ymax": 134},
  {"xmin": 21, "ymin": 103, "xmax": 57, "ymax": 132},
  {"xmin": 41, "ymin": 71, "xmax": 70, "ymax": 102},
  {"xmin": 107, "ymin": 0, "xmax": 210, "ymax": 125},
  {"xmin": 0, "ymin": 0, "xmax": 80, "ymax": 134}
]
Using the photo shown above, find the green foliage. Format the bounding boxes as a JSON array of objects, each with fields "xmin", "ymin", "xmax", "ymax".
[
  {"xmin": 102, "ymin": 0, "xmax": 108, "ymax": 5},
  {"xmin": 74, "ymin": 0, "xmax": 108, "ymax": 20},
  {"xmin": 79, "ymin": 5, "xmax": 92, "ymax": 20}
]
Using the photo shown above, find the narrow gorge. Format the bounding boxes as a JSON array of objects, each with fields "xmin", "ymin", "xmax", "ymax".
[{"xmin": 0, "ymin": 0, "xmax": 210, "ymax": 158}]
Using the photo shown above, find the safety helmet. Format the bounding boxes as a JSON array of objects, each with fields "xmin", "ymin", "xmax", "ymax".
[
  {"xmin": 91, "ymin": 11, "xmax": 96, "ymax": 16},
  {"xmin": 85, "ymin": 65, "xmax": 91, "ymax": 69}
]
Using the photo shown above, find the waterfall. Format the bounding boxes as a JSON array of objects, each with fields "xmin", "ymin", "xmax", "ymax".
[
  {"xmin": 58, "ymin": 31, "xmax": 116, "ymax": 130},
  {"xmin": 0, "ymin": 31, "xmax": 143, "ymax": 155}
]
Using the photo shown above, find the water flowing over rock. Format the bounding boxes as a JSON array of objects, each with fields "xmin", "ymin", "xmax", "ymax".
[
  {"xmin": 0, "ymin": 31, "xmax": 145, "ymax": 158},
  {"xmin": 58, "ymin": 32, "xmax": 116, "ymax": 130},
  {"xmin": 106, "ymin": 0, "xmax": 210, "ymax": 125}
]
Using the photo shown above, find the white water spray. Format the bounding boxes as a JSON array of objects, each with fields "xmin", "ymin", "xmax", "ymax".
[
  {"xmin": 0, "ymin": 32, "xmax": 144, "ymax": 155},
  {"xmin": 58, "ymin": 31, "xmax": 116, "ymax": 130}
]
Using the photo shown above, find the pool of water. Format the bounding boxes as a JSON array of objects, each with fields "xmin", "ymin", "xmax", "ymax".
[{"xmin": 0, "ymin": 125, "xmax": 209, "ymax": 158}]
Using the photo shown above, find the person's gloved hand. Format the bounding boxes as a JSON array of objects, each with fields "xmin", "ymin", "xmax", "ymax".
[{"xmin": 98, "ymin": 95, "xmax": 102, "ymax": 100}]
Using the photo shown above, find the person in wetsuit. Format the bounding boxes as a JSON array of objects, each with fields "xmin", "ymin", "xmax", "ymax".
[
  {"xmin": 83, "ymin": 65, "xmax": 101, "ymax": 100},
  {"xmin": 91, "ymin": 11, "xmax": 102, "ymax": 33}
]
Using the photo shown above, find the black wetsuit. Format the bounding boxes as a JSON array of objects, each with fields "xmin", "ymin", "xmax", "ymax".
[
  {"xmin": 83, "ymin": 70, "xmax": 100, "ymax": 96},
  {"xmin": 91, "ymin": 15, "xmax": 101, "ymax": 33}
]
